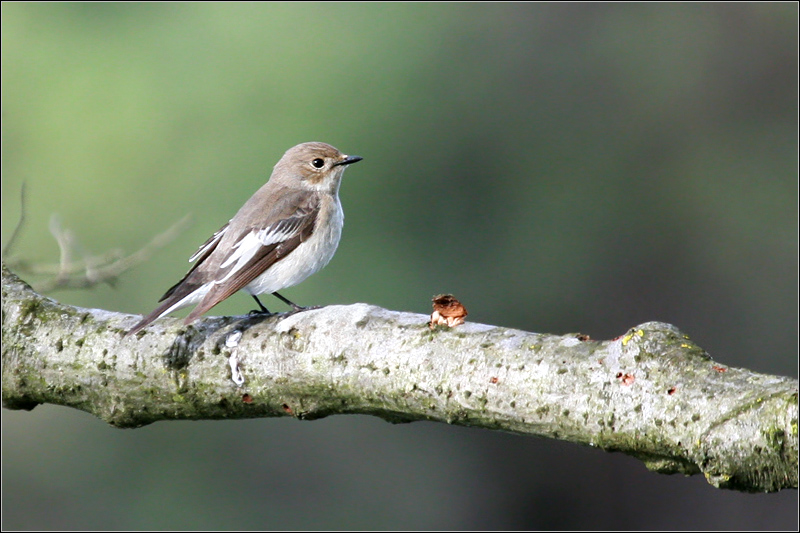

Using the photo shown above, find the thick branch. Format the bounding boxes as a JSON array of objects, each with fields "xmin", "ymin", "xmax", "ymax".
[{"xmin": 2, "ymin": 263, "xmax": 797, "ymax": 493}]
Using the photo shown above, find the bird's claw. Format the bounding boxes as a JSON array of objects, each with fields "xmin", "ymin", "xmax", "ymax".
[{"xmin": 248, "ymin": 308, "xmax": 275, "ymax": 317}]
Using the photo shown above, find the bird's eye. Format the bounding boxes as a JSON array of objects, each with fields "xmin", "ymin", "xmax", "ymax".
[{"xmin": 311, "ymin": 158, "xmax": 325, "ymax": 169}]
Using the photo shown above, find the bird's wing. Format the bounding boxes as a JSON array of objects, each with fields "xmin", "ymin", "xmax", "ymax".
[{"xmin": 181, "ymin": 189, "xmax": 321, "ymax": 323}]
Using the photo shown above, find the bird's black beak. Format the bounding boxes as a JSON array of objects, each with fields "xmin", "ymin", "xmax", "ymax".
[{"xmin": 335, "ymin": 155, "xmax": 363, "ymax": 167}]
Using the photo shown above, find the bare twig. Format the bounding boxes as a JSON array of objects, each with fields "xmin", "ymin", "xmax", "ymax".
[
  {"xmin": 4, "ymin": 211, "xmax": 192, "ymax": 293},
  {"xmin": 1, "ymin": 182, "xmax": 27, "ymax": 258}
]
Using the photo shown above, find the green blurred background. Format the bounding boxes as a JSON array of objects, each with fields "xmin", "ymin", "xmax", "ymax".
[{"xmin": 2, "ymin": 2, "xmax": 797, "ymax": 530}]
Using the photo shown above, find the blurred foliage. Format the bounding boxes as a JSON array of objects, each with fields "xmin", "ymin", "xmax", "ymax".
[{"xmin": 2, "ymin": 3, "xmax": 797, "ymax": 530}]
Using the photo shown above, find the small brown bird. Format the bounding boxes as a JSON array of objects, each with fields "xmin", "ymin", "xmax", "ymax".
[{"xmin": 127, "ymin": 142, "xmax": 362, "ymax": 335}]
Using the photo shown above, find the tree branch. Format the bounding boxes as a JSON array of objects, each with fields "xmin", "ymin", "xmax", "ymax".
[{"xmin": 2, "ymin": 263, "xmax": 797, "ymax": 493}]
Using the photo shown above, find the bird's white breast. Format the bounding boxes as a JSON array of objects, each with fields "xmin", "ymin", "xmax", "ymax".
[{"xmin": 243, "ymin": 196, "xmax": 343, "ymax": 296}]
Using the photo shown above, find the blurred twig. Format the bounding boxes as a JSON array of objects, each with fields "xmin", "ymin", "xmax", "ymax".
[
  {"xmin": 1, "ymin": 182, "xmax": 27, "ymax": 258},
  {"xmin": 2, "ymin": 187, "xmax": 192, "ymax": 292}
]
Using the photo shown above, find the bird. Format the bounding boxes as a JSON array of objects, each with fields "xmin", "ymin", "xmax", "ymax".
[{"xmin": 126, "ymin": 141, "xmax": 362, "ymax": 336}]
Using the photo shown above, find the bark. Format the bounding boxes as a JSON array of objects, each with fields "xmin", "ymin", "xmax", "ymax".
[{"xmin": 2, "ymin": 263, "xmax": 797, "ymax": 493}]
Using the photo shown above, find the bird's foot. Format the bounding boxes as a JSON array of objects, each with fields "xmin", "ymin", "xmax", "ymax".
[{"xmin": 283, "ymin": 304, "xmax": 321, "ymax": 317}]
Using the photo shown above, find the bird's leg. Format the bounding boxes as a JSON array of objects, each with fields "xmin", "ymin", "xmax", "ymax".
[
  {"xmin": 271, "ymin": 291, "xmax": 322, "ymax": 315},
  {"xmin": 248, "ymin": 294, "xmax": 272, "ymax": 316},
  {"xmin": 271, "ymin": 291, "xmax": 306, "ymax": 311}
]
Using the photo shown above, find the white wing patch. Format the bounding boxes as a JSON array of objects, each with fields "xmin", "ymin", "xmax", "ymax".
[
  {"xmin": 217, "ymin": 231, "xmax": 265, "ymax": 284},
  {"xmin": 214, "ymin": 218, "xmax": 306, "ymax": 286},
  {"xmin": 256, "ymin": 220, "xmax": 301, "ymax": 247}
]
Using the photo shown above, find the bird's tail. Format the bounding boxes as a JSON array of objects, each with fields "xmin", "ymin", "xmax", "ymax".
[
  {"xmin": 125, "ymin": 300, "xmax": 179, "ymax": 337},
  {"xmin": 125, "ymin": 282, "xmax": 206, "ymax": 336}
]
